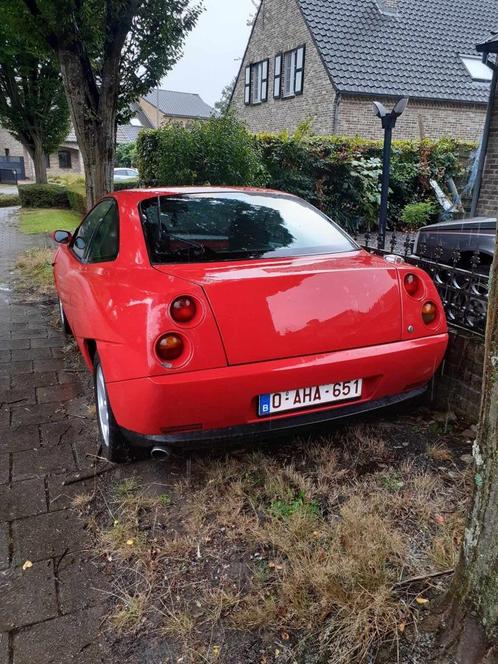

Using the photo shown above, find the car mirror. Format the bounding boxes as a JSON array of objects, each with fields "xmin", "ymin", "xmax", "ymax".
[
  {"xmin": 74, "ymin": 237, "xmax": 86, "ymax": 250},
  {"xmin": 52, "ymin": 230, "xmax": 72, "ymax": 244}
]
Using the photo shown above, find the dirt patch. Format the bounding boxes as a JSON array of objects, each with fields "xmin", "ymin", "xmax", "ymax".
[{"xmin": 72, "ymin": 407, "xmax": 476, "ymax": 664}]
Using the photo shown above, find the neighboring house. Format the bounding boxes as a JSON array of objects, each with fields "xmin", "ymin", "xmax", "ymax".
[
  {"xmin": 230, "ymin": 0, "xmax": 496, "ymax": 141},
  {"xmin": 474, "ymin": 32, "xmax": 498, "ymax": 220},
  {"xmin": 0, "ymin": 90, "xmax": 213, "ymax": 181}
]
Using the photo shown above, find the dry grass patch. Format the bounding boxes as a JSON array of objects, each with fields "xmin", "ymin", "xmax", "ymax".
[
  {"xmin": 15, "ymin": 247, "xmax": 55, "ymax": 297},
  {"xmin": 90, "ymin": 424, "xmax": 469, "ymax": 663}
]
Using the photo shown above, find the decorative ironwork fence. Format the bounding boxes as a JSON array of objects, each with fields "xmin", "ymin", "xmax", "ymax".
[{"xmin": 353, "ymin": 230, "xmax": 490, "ymax": 336}]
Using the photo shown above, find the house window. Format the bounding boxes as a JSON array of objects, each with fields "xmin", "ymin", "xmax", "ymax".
[
  {"xmin": 129, "ymin": 116, "xmax": 143, "ymax": 127},
  {"xmin": 58, "ymin": 150, "xmax": 72, "ymax": 169},
  {"xmin": 244, "ymin": 60, "xmax": 269, "ymax": 105},
  {"xmin": 4, "ymin": 149, "xmax": 9, "ymax": 157},
  {"xmin": 461, "ymin": 55, "xmax": 493, "ymax": 82},
  {"xmin": 280, "ymin": 45, "xmax": 305, "ymax": 98}
]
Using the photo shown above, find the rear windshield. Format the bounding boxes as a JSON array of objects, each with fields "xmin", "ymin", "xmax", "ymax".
[{"xmin": 139, "ymin": 192, "xmax": 357, "ymax": 263}]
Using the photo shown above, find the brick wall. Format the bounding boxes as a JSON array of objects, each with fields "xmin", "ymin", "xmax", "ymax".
[
  {"xmin": 431, "ymin": 329, "xmax": 484, "ymax": 422},
  {"xmin": 230, "ymin": 0, "xmax": 336, "ymax": 135},
  {"xmin": 477, "ymin": 79, "xmax": 498, "ymax": 218},
  {"xmin": 337, "ymin": 95, "xmax": 487, "ymax": 142}
]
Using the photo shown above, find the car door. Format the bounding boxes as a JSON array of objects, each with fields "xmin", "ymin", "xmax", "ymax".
[{"xmin": 56, "ymin": 199, "xmax": 116, "ymax": 337}]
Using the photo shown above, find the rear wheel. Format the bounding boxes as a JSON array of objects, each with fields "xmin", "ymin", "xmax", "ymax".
[
  {"xmin": 94, "ymin": 355, "xmax": 129, "ymax": 463},
  {"xmin": 58, "ymin": 298, "xmax": 72, "ymax": 335}
]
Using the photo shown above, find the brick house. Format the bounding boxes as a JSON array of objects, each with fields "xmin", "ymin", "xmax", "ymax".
[
  {"xmin": 230, "ymin": 0, "xmax": 496, "ymax": 141},
  {"xmin": 0, "ymin": 90, "xmax": 213, "ymax": 181}
]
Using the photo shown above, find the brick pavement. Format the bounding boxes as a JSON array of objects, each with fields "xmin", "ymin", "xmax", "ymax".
[{"xmin": 0, "ymin": 207, "xmax": 111, "ymax": 664}]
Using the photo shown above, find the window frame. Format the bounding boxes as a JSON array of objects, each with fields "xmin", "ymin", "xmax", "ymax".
[
  {"xmin": 69, "ymin": 198, "xmax": 119, "ymax": 264},
  {"xmin": 58, "ymin": 149, "xmax": 72, "ymax": 169},
  {"xmin": 246, "ymin": 59, "xmax": 269, "ymax": 105},
  {"xmin": 280, "ymin": 45, "xmax": 306, "ymax": 99}
]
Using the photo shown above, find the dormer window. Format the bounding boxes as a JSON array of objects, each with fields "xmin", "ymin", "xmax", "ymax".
[
  {"xmin": 461, "ymin": 55, "xmax": 493, "ymax": 82},
  {"xmin": 129, "ymin": 116, "xmax": 143, "ymax": 127}
]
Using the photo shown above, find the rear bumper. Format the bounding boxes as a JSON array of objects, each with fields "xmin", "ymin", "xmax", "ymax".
[
  {"xmin": 122, "ymin": 386, "xmax": 427, "ymax": 448},
  {"xmin": 106, "ymin": 333, "xmax": 448, "ymax": 445}
]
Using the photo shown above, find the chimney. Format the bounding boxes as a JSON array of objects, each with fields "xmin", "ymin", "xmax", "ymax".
[{"xmin": 376, "ymin": 0, "xmax": 399, "ymax": 16}]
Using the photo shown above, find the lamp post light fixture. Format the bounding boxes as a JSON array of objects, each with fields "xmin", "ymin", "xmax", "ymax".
[{"xmin": 372, "ymin": 97, "xmax": 409, "ymax": 249}]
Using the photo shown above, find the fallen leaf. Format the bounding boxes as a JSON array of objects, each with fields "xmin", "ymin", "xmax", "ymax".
[
  {"xmin": 435, "ymin": 514, "xmax": 445, "ymax": 525},
  {"xmin": 398, "ymin": 622, "xmax": 406, "ymax": 633},
  {"xmin": 22, "ymin": 560, "xmax": 33, "ymax": 571},
  {"xmin": 212, "ymin": 645, "xmax": 221, "ymax": 656},
  {"xmin": 281, "ymin": 632, "xmax": 289, "ymax": 641},
  {"xmin": 126, "ymin": 538, "xmax": 135, "ymax": 546},
  {"xmin": 416, "ymin": 596, "xmax": 429, "ymax": 605}
]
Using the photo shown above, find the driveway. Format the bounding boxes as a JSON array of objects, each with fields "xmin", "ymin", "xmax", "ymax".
[{"xmin": 0, "ymin": 207, "xmax": 111, "ymax": 664}]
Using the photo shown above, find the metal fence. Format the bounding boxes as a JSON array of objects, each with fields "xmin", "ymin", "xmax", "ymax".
[{"xmin": 353, "ymin": 230, "xmax": 490, "ymax": 336}]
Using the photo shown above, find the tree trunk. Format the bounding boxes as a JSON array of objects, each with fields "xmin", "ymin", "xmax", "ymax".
[
  {"xmin": 440, "ymin": 230, "xmax": 498, "ymax": 662},
  {"xmin": 57, "ymin": 48, "xmax": 117, "ymax": 208},
  {"xmin": 27, "ymin": 135, "xmax": 48, "ymax": 184}
]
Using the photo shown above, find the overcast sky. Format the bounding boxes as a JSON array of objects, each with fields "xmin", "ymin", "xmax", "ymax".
[{"xmin": 160, "ymin": 0, "xmax": 256, "ymax": 107}]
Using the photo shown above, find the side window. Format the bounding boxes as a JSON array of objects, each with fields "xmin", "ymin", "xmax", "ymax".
[
  {"xmin": 86, "ymin": 200, "xmax": 120, "ymax": 263},
  {"xmin": 71, "ymin": 199, "xmax": 114, "ymax": 261}
]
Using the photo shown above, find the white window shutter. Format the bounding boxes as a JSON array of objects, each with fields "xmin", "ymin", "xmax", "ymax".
[
  {"xmin": 274, "ymin": 54, "xmax": 282, "ymax": 98},
  {"xmin": 261, "ymin": 59, "xmax": 269, "ymax": 101}
]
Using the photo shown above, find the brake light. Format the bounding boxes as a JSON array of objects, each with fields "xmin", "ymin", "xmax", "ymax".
[
  {"xmin": 404, "ymin": 273, "xmax": 420, "ymax": 297},
  {"xmin": 156, "ymin": 333, "xmax": 184, "ymax": 361},
  {"xmin": 422, "ymin": 301, "xmax": 437, "ymax": 325},
  {"xmin": 171, "ymin": 296, "xmax": 196, "ymax": 323}
]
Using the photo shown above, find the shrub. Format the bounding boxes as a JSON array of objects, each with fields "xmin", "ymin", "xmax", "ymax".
[
  {"xmin": 116, "ymin": 142, "xmax": 137, "ymax": 168},
  {"xmin": 66, "ymin": 187, "xmax": 87, "ymax": 214},
  {"xmin": 0, "ymin": 193, "xmax": 20, "ymax": 207},
  {"xmin": 137, "ymin": 113, "xmax": 267, "ymax": 187},
  {"xmin": 18, "ymin": 183, "xmax": 69, "ymax": 209},
  {"xmin": 136, "ymin": 122, "xmax": 474, "ymax": 231},
  {"xmin": 400, "ymin": 200, "xmax": 436, "ymax": 229}
]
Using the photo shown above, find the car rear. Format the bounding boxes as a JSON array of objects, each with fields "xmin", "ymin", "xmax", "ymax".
[{"xmin": 104, "ymin": 189, "xmax": 448, "ymax": 447}]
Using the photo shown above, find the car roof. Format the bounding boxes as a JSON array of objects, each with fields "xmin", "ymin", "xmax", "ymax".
[
  {"xmin": 111, "ymin": 186, "xmax": 287, "ymax": 200},
  {"xmin": 419, "ymin": 216, "xmax": 496, "ymax": 232}
]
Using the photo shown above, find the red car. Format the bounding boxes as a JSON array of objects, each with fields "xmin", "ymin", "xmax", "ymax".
[{"xmin": 52, "ymin": 187, "xmax": 448, "ymax": 462}]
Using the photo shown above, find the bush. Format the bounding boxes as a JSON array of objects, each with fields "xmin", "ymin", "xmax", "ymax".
[
  {"xmin": 400, "ymin": 201, "xmax": 436, "ymax": 229},
  {"xmin": 136, "ymin": 121, "xmax": 475, "ymax": 231},
  {"xmin": 66, "ymin": 187, "xmax": 87, "ymax": 214},
  {"xmin": 136, "ymin": 113, "xmax": 267, "ymax": 188},
  {"xmin": 116, "ymin": 142, "xmax": 137, "ymax": 168},
  {"xmin": 0, "ymin": 193, "xmax": 20, "ymax": 207},
  {"xmin": 18, "ymin": 183, "xmax": 69, "ymax": 209}
]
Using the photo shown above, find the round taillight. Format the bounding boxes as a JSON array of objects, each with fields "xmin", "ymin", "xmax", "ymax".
[
  {"xmin": 171, "ymin": 296, "xmax": 196, "ymax": 323},
  {"xmin": 404, "ymin": 273, "xmax": 420, "ymax": 297},
  {"xmin": 156, "ymin": 334, "xmax": 184, "ymax": 361},
  {"xmin": 422, "ymin": 301, "xmax": 437, "ymax": 325}
]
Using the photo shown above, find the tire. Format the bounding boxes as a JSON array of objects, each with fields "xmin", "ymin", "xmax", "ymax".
[
  {"xmin": 58, "ymin": 298, "xmax": 72, "ymax": 335},
  {"xmin": 93, "ymin": 354, "xmax": 129, "ymax": 463}
]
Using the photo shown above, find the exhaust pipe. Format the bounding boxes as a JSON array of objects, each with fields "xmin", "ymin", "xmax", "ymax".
[{"xmin": 150, "ymin": 446, "xmax": 171, "ymax": 461}]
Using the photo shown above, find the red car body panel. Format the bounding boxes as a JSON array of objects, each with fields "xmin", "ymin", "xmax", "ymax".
[{"xmin": 52, "ymin": 187, "xmax": 448, "ymax": 445}]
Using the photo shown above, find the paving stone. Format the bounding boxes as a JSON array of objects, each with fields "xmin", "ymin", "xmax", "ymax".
[
  {"xmin": 39, "ymin": 420, "xmax": 81, "ymax": 447},
  {"xmin": 58, "ymin": 553, "xmax": 111, "ymax": 614},
  {"xmin": 0, "ymin": 632, "xmax": 8, "ymax": 664},
  {"xmin": 12, "ymin": 509, "xmax": 90, "ymax": 564},
  {"xmin": 11, "ymin": 329, "xmax": 47, "ymax": 340},
  {"xmin": 0, "ymin": 522, "xmax": 8, "ymax": 570},
  {"xmin": 11, "ymin": 348, "xmax": 53, "ymax": 361},
  {"xmin": 10, "ymin": 403, "xmax": 64, "ymax": 428},
  {"xmin": 58, "ymin": 370, "xmax": 88, "ymax": 385},
  {"xmin": 0, "ymin": 339, "xmax": 29, "ymax": 351},
  {"xmin": 0, "ymin": 387, "xmax": 36, "ymax": 408},
  {"xmin": 0, "ymin": 425, "xmax": 40, "ymax": 452},
  {"xmin": 33, "ymin": 358, "xmax": 65, "ymax": 373},
  {"xmin": 0, "ymin": 454, "xmax": 9, "ymax": 485},
  {"xmin": 11, "ymin": 371, "xmax": 57, "ymax": 389},
  {"xmin": 13, "ymin": 606, "xmax": 106, "ymax": 664},
  {"xmin": 47, "ymin": 474, "xmax": 97, "ymax": 512},
  {"xmin": 36, "ymin": 382, "xmax": 84, "ymax": 404},
  {"xmin": 0, "ymin": 360, "xmax": 33, "ymax": 375},
  {"xmin": 0, "ymin": 406, "xmax": 9, "ymax": 429},
  {"xmin": 12, "ymin": 445, "xmax": 75, "ymax": 481},
  {"xmin": 0, "ymin": 350, "xmax": 10, "ymax": 363},
  {"xmin": 0, "ymin": 559, "xmax": 57, "ymax": 630},
  {"xmin": 31, "ymin": 336, "xmax": 66, "ymax": 349},
  {"xmin": 0, "ymin": 478, "xmax": 46, "ymax": 520},
  {"xmin": 0, "ymin": 375, "xmax": 9, "ymax": 389}
]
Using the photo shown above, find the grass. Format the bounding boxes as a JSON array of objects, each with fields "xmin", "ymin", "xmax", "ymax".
[
  {"xmin": 20, "ymin": 207, "xmax": 81, "ymax": 234},
  {"xmin": 16, "ymin": 248, "xmax": 55, "ymax": 296},
  {"xmin": 85, "ymin": 419, "xmax": 471, "ymax": 664}
]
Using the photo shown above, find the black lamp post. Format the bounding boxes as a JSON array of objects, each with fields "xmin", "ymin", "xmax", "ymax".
[{"xmin": 372, "ymin": 97, "xmax": 409, "ymax": 249}]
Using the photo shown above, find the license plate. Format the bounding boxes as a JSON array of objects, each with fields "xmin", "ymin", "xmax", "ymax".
[{"xmin": 258, "ymin": 379, "xmax": 363, "ymax": 416}]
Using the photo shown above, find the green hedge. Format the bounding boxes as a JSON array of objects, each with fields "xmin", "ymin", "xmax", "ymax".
[
  {"xmin": 18, "ymin": 184, "xmax": 69, "ymax": 209},
  {"xmin": 0, "ymin": 193, "xmax": 20, "ymax": 207},
  {"xmin": 66, "ymin": 187, "xmax": 87, "ymax": 214},
  {"xmin": 114, "ymin": 179, "xmax": 139, "ymax": 191},
  {"xmin": 136, "ymin": 116, "xmax": 475, "ymax": 230}
]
